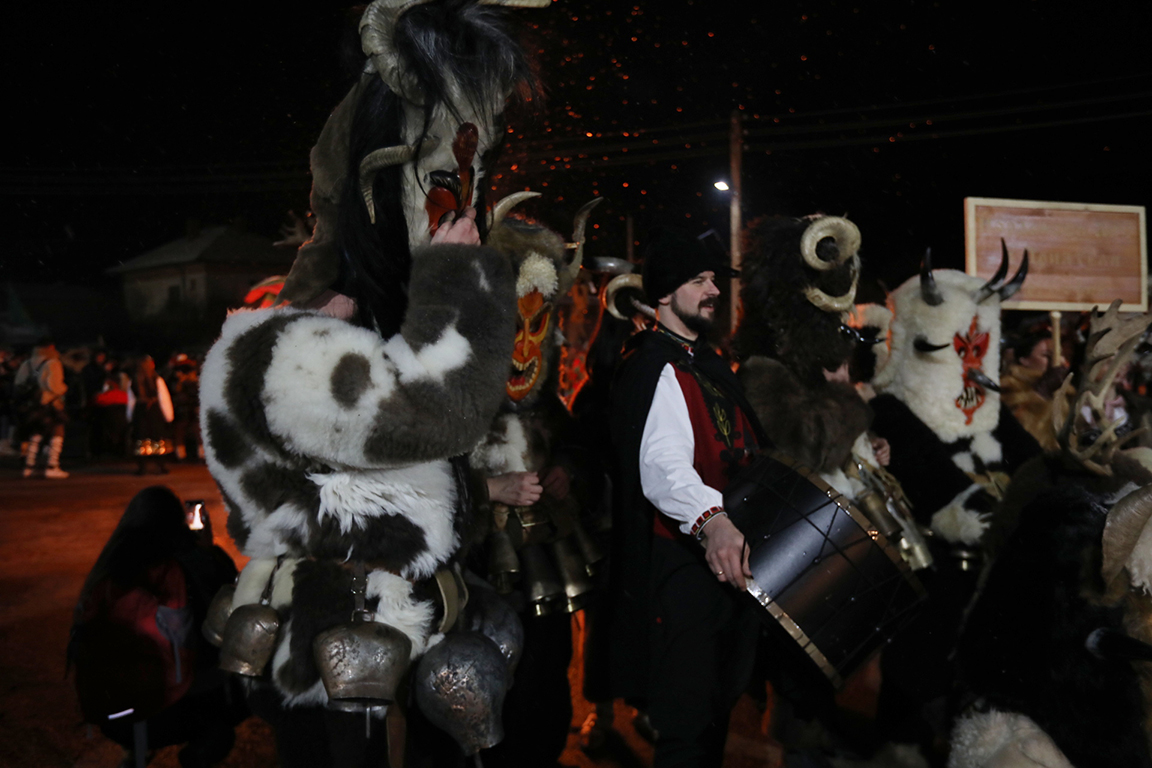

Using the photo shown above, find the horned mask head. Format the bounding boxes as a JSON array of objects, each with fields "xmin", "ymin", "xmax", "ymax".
[
  {"xmin": 873, "ymin": 240, "xmax": 1028, "ymax": 441},
  {"xmin": 485, "ymin": 194, "xmax": 602, "ymax": 406}
]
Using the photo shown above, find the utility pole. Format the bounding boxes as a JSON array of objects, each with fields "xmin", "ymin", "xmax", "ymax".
[{"xmin": 729, "ymin": 109, "xmax": 743, "ymax": 333}]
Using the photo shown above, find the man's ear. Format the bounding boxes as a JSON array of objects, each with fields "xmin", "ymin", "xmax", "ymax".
[{"xmin": 658, "ymin": 293, "xmax": 673, "ymax": 307}]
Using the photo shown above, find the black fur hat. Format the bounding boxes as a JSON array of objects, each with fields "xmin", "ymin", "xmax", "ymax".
[{"xmin": 642, "ymin": 228, "xmax": 737, "ymax": 304}]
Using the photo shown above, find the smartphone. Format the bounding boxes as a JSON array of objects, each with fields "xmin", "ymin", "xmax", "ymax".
[{"xmin": 184, "ymin": 499, "xmax": 213, "ymax": 545}]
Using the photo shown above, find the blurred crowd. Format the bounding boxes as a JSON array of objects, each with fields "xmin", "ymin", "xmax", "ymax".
[{"xmin": 0, "ymin": 341, "xmax": 205, "ymax": 477}]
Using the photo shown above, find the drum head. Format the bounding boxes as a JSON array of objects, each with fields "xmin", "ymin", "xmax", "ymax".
[{"xmin": 725, "ymin": 451, "xmax": 926, "ymax": 687}]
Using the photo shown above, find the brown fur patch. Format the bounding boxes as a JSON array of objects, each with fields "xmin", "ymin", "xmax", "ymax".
[
  {"xmin": 224, "ymin": 314, "xmax": 300, "ymax": 453},
  {"xmin": 219, "ymin": 486, "xmax": 250, "ymax": 550},
  {"xmin": 239, "ymin": 462, "xmax": 321, "ymax": 518},
  {"xmin": 205, "ymin": 409, "xmax": 250, "ymax": 469},
  {"xmin": 330, "ymin": 352, "xmax": 372, "ymax": 409},
  {"xmin": 275, "ymin": 560, "xmax": 354, "ymax": 695}
]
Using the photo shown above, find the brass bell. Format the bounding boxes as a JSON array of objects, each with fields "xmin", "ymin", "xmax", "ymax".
[
  {"xmin": 520, "ymin": 544, "xmax": 564, "ymax": 617},
  {"xmin": 314, "ymin": 610, "xmax": 413, "ymax": 712},
  {"xmin": 487, "ymin": 528, "xmax": 521, "ymax": 595},
  {"xmin": 413, "ymin": 632, "xmax": 508, "ymax": 755},
  {"xmin": 218, "ymin": 602, "xmax": 281, "ymax": 676},
  {"xmin": 571, "ymin": 519, "xmax": 607, "ymax": 576},
  {"xmin": 219, "ymin": 557, "xmax": 283, "ymax": 676},
  {"xmin": 857, "ymin": 489, "xmax": 902, "ymax": 541},
  {"xmin": 202, "ymin": 583, "xmax": 236, "ymax": 647},
  {"xmin": 549, "ymin": 537, "xmax": 594, "ymax": 614}
]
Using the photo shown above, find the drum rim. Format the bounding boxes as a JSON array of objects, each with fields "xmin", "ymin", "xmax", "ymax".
[
  {"xmin": 746, "ymin": 577, "xmax": 845, "ymax": 688},
  {"xmin": 763, "ymin": 450, "xmax": 926, "ymax": 596}
]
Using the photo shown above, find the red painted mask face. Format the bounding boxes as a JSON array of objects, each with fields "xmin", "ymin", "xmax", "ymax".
[
  {"xmin": 508, "ymin": 290, "xmax": 553, "ymax": 401},
  {"xmin": 954, "ymin": 316, "xmax": 990, "ymax": 424}
]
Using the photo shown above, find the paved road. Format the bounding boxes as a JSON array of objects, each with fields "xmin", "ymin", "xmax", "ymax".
[{"xmin": 0, "ymin": 461, "xmax": 792, "ymax": 767}]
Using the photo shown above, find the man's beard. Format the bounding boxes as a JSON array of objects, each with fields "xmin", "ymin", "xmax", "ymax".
[{"xmin": 671, "ymin": 294, "xmax": 716, "ymax": 335}]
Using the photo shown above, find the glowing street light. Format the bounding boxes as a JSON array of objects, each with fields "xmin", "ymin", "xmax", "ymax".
[{"xmin": 713, "ymin": 180, "xmax": 730, "ymax": 191}]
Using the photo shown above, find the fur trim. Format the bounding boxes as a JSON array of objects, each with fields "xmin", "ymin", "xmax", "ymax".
[
  {"xmin": 931, "ymin": 485, "xmax": 989, "ymax": 544},
  {"xmin": 310, "ymin": 461, "xmax": 458, "ymax": 580},
  {"xmin": 875, "ymin": 270, "xmax": 1002, "ymax": 442},
  {"xmin": 366, "ymin": 571, "xmax": 436, "ymax": 659},
  {"xmin": 472, "ymin": 413, "xmax": 531, "ymax": 475},
  {"xmin": 515, "ymin": 252, "xmax": 560, "ymax": 298},
  {"xmin": 948, "ymin": 710, "xmax": 1072, "ymax": 768},
  {"xmin": 269, "ymin": 619, "xmax": 331, "ymax": 708}
]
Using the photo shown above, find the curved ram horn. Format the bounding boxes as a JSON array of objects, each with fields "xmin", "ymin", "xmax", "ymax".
[
  {"xmin": 800, "ymin": 216, "xmax": 861, "ymax": 272},
  {"xmin": 974, "ymin": 238, "xmax": 1012, "ymax": 303},
  {"xmin": 564, "ymin": 198, "xmax": 604, "ymax": 286},
  {"xmin": 359, "ymin": 138, "xmax": 441, "ymax": 225},
  {"xmin": 920, "ymin": 248, "xmax": 944, "ymax": 307},
  {"xmin": 603, "ymin": 273, "xmax": 654, "ymax": 321},
  {"xmin": 481, "ymin": 0, "xmax": 552, "ymax": 5},
  {"xmin": 998, "ymin": 249, "xmax": 1029, "ymax": 301},
  {"xmin": 1102, "ymin": 484, "xmax": 1152, "ymax": 587},
  {"xmin": 487, "ymin": 191, "xmax": 541, "ymax": 230},
  {"xmin": 360, "ymin": 0, "xmax": 434, "ymax": 103},
  {"xmin": 803, "ymin": 255, "xmax": 860, "ymax": 313}
]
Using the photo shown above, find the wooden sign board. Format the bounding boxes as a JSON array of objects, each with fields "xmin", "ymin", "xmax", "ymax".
[{"xmin": 964, "ymin": 197, "xmax": 1147, "ymax": 312}]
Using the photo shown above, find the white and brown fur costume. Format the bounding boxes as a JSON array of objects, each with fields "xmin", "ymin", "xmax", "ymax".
[
  {"xmin": 870, "ymin": 252, "xmax": 1039, "ymax": 545},
  {"xmin": 198, "ymin": 0, "xmax": 546, "ymax": 710},
  {"xmin": 200, "ymin": 243, "xmax": 515, "ymax": 706}
]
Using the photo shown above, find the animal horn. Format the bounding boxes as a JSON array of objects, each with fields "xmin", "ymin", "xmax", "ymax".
[
  {"xmin": 803, "ymin": 255, "xmax": 860, "ymax": 313},
  {"xmin": 800, "ymin": 216, "xmax": 861, "ymax": 272},
  {"xmin": 481, "ymin": 0, "xmax": 552, "ymax": 5},
  {"xmin": 603, "ymin": 273, "xmax": 655, "ymax": 321},
  {"xmin": 359, "ymin": 138, "xmax": 441, "ymax": 225},
  {"xmin": 564, "ymin": 198, "xmax": 604, "ymax": 286},
  {"xmin": 920, "ymin": 248, "xmax": 944, "ymax": 307},
  {"xmin": 974, "ymin": 238, "xmax": 1012, "ymax": 303},
  {"xmin": 487, "ymin": 191, "xmax": 541, "ymax": 229},
  {"xmin": 360, "ymin": 0, "xmax": 434, "ymax": 103},
  {"xmin": 1101, "ymin": 484, "xmax": 1152, "ymax": 587},
  {"xmin": 998, "ymin": 249, "xmax": 1029, "ymax": 301}
]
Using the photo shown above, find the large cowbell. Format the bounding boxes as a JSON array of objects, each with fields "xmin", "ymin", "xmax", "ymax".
[
  {"xmin": 414, "ymin": 632, "xmax": 509, "ymax": 755},
  {"xmin": 219, "ymin": 561, "xmax": 283, "ymax": 676},
  {"xmin": 313, "ymin": 563, "xmax": 412, "ymax": 712}
]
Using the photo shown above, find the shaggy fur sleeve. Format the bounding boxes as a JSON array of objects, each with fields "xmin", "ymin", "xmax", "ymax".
[
  {"xmin": 205, "ymin": 243, "xmax": 515, "ymax": 470},
  {"xmin": 739, "ymin": 356, "xmax": 871, "ymax": 474}
]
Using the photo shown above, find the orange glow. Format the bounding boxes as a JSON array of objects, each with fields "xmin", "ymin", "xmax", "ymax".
[{"xmin": 508, "ymin": 290, "xmax": 552, "ymax": 401}]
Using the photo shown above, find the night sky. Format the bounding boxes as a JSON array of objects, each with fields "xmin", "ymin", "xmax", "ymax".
[{"xmin": 6, "ymin": 0, "xmax": 1151, "ymax": 299}]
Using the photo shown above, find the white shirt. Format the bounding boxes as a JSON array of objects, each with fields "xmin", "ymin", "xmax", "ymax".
[{"xmin": 639, "ymin": 363, "xmax": 725, "ymax": 535}]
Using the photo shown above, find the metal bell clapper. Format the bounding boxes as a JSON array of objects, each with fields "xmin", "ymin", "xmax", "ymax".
[
  {"xmin": 414, "ymin": 631, "xmax": 509, "ymax": 755},
  {"xmin": 202, "ymin": 582, "xmax": 237, "ymax": 647},
  {"xmin": 520, "ymin": 543, "xmax": 564, "ymax": 616},
  {"xmin": 487, "ymin": 506, "xmax": 521, "ymax": 594},
  {"xmin": 550, "ymin": 536, "xmax": 594, "ymax": 614},
  {"xmin": 314, "ymin": 562, "xmax": 413, "ymax": 713},
  {"xmin": 219, "ymin": 557, "xmax": 283, "ymax": 676}
]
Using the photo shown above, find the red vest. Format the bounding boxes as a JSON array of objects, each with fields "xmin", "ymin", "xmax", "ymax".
[{"xmin": 653, "ymin": 361, "xmax": 759, "ymax": 539}]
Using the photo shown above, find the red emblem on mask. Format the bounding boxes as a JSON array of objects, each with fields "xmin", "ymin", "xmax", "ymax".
[{"xmin": 953, "ymin": 316, "xmax": 990, "ymax": 424}]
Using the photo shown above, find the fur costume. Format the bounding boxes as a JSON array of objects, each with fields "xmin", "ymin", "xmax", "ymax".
[
  {"xmin": 953, "ymin": 303, "xmax": 1152, "ymax": 767},
  {"xmin": 870, "ymin": 249, "xmax": 1039, "ymax": 545},
  {"xmin": 200, "ymin": 242, "xmax": 515, "ymax": 706},
  {"xmin": 734, "ymin": 215, "xmax": 893, "ymax": 505}
]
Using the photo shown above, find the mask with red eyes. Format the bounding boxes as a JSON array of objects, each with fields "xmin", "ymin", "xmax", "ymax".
[
  {"xmin": 954, "ymin": 316, "xmax": 990, "ymax": 424},
  {"xmin": 508, "ymin": 290, "xmax": 553, "ymax": 401}
]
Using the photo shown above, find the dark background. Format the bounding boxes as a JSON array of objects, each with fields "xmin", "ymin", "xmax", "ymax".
[{"xmin": 5, "ymin": 0, "xmax": 1150, "ymax": 300}]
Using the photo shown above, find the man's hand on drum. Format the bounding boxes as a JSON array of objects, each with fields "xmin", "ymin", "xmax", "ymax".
[
  {"xmin": 700, "ymin": 514, "xmax": 752, "ymax": 591},
  {"xmin": 431, "ymin": 207, "xmax": 480, "ymax": 246},
  {"xmin": 487, "ymin": 471, "xmax": 542, "ymax": 507}
]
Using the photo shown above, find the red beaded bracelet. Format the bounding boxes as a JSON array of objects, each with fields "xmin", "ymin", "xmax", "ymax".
[{"xmin": 691, "ymin": 506, "xmax": 726, "ymax": 540}]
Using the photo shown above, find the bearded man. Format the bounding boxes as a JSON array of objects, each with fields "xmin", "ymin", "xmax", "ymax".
[{"xmin": 608, "ymin": 230, "xmax": 768, "ymax": 768}]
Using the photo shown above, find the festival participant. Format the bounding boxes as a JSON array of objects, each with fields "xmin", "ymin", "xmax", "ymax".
[
  {"xmin": 197, "ymin": 2, "xmax": 547, "ymax": 765},
  {"xmin": 15, "ymin": 337, "xmax": 69, "ymax": 479},
  {"xmin": 608, "ymin": 230, "xmax": 766, "ymax": 768}
]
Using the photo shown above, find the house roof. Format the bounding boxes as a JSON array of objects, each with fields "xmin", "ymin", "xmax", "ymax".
[{"xmin": 107, "ymin": 226, "xmax": 295, "ymax": 274}]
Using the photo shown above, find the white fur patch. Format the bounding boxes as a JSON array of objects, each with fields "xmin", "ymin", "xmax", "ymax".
[
  {"xmin": 233, "ymin": 558, "xmax": 279, "ymax": 609},
  {"xmin": 948, "ymin": 709, "xmax": 1072, "ymax": 768},
  {"xmin": 931, "ymin": 486, "xmax": 989, "ymax": 544},
  {"xmin": 309, "ymin": 461, "xmax": 458, "ymax": 579},
  {"xmin": 474, "ymin": 260, "xmax": 492, "ymax": 292},
  {"xmin": 269, "ymin": 619, "xmax": 331, "ymax": 708},
  {"xmin": 383, "ymin": 325, "xmax": 472, "ymax": 384},
  {"xmin": 366, "ymin": 571, "xmax": 436, "ymax": 659},
  {"xmin": 471, "ymin": 414, "xmax": 531, "ymax": 474},
  {"xmin": 970, "ymin": 431, "xmax": 1003, "ymax": 465},
  {"xmin": 516, "ymin": 252, "xmax": 559, "ymax": 298},
  {"xmin": 952, "ymin": 451, "xmax": 976, "ymax": 475}
]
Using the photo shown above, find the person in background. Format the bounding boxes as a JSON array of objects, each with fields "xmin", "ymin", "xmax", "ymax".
[
  {"xmin": 167, "ymin": 355, "xmax": 202, "ymax": 462},
  {"xmin": 16, "ymin": 337, "xmax": 70, "ymax": 478},
  {"xmin": 128, "ymin": 355, "xmax": 174, "ymax": 475},
  {"xmin": 1001, "ymin": 330, "xmax": 1069, "ymax": 452}
]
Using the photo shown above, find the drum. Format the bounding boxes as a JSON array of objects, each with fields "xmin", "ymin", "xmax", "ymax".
[{"xmin": 725, "ymin": 451, "xmax": 926, "ymax": 687}]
